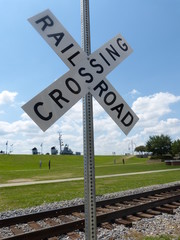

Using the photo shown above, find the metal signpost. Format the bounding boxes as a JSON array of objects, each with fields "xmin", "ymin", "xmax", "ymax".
[
  {"xmin": 22, "ymin": 3, "xmax": 139, "ymax": 239},
  {"xmin": 81, "ymin": 1, "xmax": 96, "ymax": 239}
]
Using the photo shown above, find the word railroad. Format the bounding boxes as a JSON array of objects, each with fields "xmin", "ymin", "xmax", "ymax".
[{"xmin": 22, "ymin": 9, "xmax": 139, "ymax": 135}]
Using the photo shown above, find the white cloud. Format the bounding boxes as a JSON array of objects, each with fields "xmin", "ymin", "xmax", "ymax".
[
  {"xmin": 0, "ymin": 110, "xmax": 5, "ymax": 114},
  {"xmin": 132, "ymin": 92, "xmax": 180, "ymax": 127},
  {"xmin": 93, "ymin": 99, "xmax": 106, "ymax": 117},
  {"xmin": 0, "ymin": 119, "xmax": 38, "ymax": 136},
  {"xmin": 1, "ymin": 91, "xmax": 180, "ymax": 155},
  {"xmin": 0, "ymin": 90, "xmax": 18, "ymax": 105},
  {"xmin": 21, "ymin": 112, "xmax": 30, "ymax": 120},
  {"xmin": 141, "ymin": 118, "xmax": 180, "ymax": 136},
  {"xmin": 129, "ymin": 89, "xmax": 140, "ymax": 97},
  {"xmin": 128, "ymin": 92, "xmax": 180, "ymax": 149}
]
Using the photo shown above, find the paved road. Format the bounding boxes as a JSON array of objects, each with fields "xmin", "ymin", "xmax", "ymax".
[{"xmin": 0, "ymin": 168, "xmax": 180, "ymax": 188}]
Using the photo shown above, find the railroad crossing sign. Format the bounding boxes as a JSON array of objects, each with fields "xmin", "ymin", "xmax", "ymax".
[{"xmin": 22, "ymin": 9, "xmax": 139, "ymax": 135}]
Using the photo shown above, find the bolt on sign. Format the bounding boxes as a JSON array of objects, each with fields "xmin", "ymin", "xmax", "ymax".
[{"xmin": 22, "ymin": 9, "xmax": 139, "ymax": 135}]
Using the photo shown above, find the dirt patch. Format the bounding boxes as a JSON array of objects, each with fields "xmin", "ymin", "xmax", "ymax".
[
  {"xmin": 147, "ymin": 159, "xmax": 162, "ymax": 163},
  {"xmin": 8, "ymin": 178, "xmax": 34, "ymax": 183}
]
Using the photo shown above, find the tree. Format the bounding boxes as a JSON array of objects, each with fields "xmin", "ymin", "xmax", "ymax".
[
  {"xmin": 171, "ymin": 139, "xmax": 180, "ymax": 156},
  {"xmin": 135, "ymin": 145, "xmax": 146, "ymax": 153},
  {"xmin": 146, "ymin": 134, "xmax": 172, "ymax": 156}
]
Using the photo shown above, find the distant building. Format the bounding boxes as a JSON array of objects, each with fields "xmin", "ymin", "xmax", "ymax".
[
  {"xmin": 51, "ymin": 146, "xmax": 58, "ymax": 155},
  {"xmin": 61, "ymin": 144, "xmax": 73, "ymax": 155},
  {"xmin": 75, "ymin": 152, "xmax": 81, "ymax": 155},
  {"xmin": 32, "ymin": 147, "xmax": 38, "ymax": 155}
]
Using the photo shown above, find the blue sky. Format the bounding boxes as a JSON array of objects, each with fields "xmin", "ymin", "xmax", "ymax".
[{"xmin": 0, "ymin": 0, "xmax": 180, "ymax": 155}]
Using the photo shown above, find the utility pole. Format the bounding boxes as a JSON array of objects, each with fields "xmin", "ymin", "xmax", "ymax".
[
  {"xmin": 58, "ymin": 132, "xmax": 63, "ymax": 155},
  {"xmin": 81, "ymin": 0, "xmax": 97, "ymax": 239},
  {"xmin": 6, "ymin": 141, "xmax": 8, "ymax": 154},
  {"xmin": 128, "ymin": 140, "xmax": 136, "ymax": 155},
  {"xmin": 10, "ymin": 144, "xmax": 13, "ymax": 154},
  {"xmin": 40, "ymin": 143, "xmax": 43, "ymax": 154}
]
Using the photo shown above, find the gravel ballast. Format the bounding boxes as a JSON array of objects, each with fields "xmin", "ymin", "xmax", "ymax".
[{"xmin": 1, "ymin": 181, "xmax": 180, "ymax": 239}]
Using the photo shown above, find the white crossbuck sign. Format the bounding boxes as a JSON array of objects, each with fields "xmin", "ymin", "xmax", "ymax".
[{"xmin": 22, "ymin": 9, "xmax": 139, "ymax": 135}]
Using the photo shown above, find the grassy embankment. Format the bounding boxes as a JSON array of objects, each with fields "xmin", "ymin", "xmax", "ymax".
[{"xmin": 0, "ymin": 154, "xmax": 180, "ymax": 211}]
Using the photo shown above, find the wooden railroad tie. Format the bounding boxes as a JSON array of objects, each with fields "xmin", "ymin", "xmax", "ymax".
[
  {"xmin": 28, "ymin": 221, "xmax": 42, "ymax": 230},
  {"xmin": 155, "ymin": 206, "xmax": 174, "ymax": 214},
  {"xmin": 10, "ymin": 225, "xmax": 24, "ymax": 235},
  {"xmin": 67, "ymin": 231, "xmax": 82, "ymax": 240},
  {"xmin": 115, "ymin": 218, "xmax": 132, "ymax": 227}
]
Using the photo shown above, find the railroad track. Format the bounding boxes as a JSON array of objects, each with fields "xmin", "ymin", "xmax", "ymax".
[{"xmin": 1, "ymin": 185, "xmax": 180, "ymax": 240}]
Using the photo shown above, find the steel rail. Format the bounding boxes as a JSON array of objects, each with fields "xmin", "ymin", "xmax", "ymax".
[
  {"xmin": 2, "ymin": 192, "xmax": 180, "ymax": 240},
  {"xmin": 96, "ymin": 193, "xmax": 180, "ymax": 224},
  {"xmin": 0, "ymin": 185, "xmax": 180, "ymax": 228}
]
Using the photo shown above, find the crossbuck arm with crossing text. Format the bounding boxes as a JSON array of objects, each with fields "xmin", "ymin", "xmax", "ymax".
[{"xmin": 22, "ymin": 9, "xmax": 139, "ymax": 135}]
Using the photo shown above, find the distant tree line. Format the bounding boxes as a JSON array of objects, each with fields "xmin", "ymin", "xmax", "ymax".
[{"xmin": 135, "ymin": 134, "xmax": 180, "ymax": 159}]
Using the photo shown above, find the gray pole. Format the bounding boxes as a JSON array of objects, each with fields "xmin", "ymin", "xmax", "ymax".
[
  {"xmin": 80, "ymin": 0, "xmax": 97, "ymax": 239},
  {"xmin": 58, "ymin": 132, "xmax": 63, "ymax": 155}
]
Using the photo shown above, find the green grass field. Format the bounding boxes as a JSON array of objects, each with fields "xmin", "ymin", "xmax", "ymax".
[{"xmin": 0, "ymin": 154, "xmax": 180, "ymax": 212}]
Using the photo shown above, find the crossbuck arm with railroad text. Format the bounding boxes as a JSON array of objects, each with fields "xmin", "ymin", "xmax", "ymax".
[{"xmin": 22, "ymin": 9, "xmax": 139, "ymax": 135}]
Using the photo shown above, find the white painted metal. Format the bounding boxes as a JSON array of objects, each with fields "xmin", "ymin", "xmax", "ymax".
[
  {"xmin": 90, "ymin": 77, "xmax": 139, "ymax": 135},
  {"xmin": 22, "ymin": 33, "xmax": 137, "ymax": 133},
  {"xmin": 88, "ymin": 33, "xmax": 133, "ymax": 77},
  {"xmin": 22, "ymin": 69, "xmax": 87, "ymax": 131},
  {"xmin": 24, "ymin": 9, "xmax": 138, "ymax": 134},
  {"xmin": 28, "ymin": 9, "xmax": 86, "ymax": 68}
]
